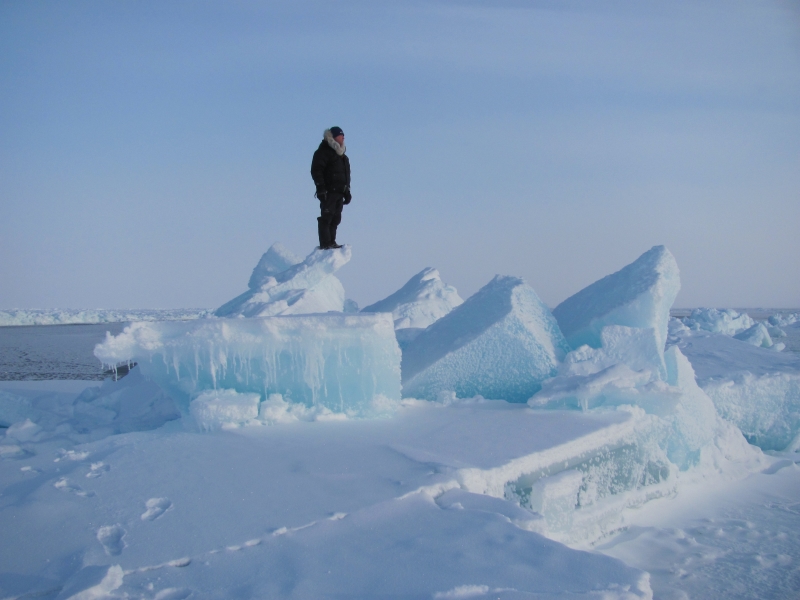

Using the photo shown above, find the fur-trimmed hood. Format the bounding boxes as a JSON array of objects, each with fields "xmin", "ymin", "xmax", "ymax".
[{"xmin": 324, "ymin": 129, "xmax": 346, "ymax": 156}]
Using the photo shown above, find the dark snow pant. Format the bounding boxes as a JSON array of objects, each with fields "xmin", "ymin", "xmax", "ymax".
[{"xmin": 318, "ymin": 193, "xmax": 343, "ymax": 247}]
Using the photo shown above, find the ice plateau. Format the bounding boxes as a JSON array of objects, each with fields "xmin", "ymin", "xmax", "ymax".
[
  {"xmin": 360, "ymin": 267, "xmax": 463, "ymax": 330},
  {"xmin": 214, "ymin": 244, "xmax": 351, "ymax": 317},
  {"xmin": 401, "ymin": 275, "xmax": 570, "ymax": 402}
]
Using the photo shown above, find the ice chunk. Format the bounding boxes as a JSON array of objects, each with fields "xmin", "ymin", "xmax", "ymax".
[
  {"xmin": 361, "ymin": 267, "xmax": 463, "ymax": 330},
  {"xmin": 683, "ymin": 308, "xmax": 755, "ymax": 335},
  {"xmin": 247, "ymin": 242, "xmax": 302, "ymax": 289},
  {"xmin": 190, "ymin": 389, "xmax": 261, "ymax": 431},
  {"xmin": 94, "ymin": 314, "xmax": 401, "ymax": 417},
  {"xmin": 552, "ymin": 246, "xmax": 680, "ymax": 359},
  {"xmin": 215, "ymin": 245, "xmax": 351, "ymax": 317},
  {"xmin": 733, "ymin": 322, "xmax": 776, "ymax": 349},
  {"xmin": 401, "ymin": 275, "xmax": 570, "ymax": 402},
  {"xmin": 673, "ymin": 328, "xmax": 800, "ymax": 450}
]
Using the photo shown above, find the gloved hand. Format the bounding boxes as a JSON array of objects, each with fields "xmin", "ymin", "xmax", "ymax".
[
  {"xmin": 315, "ymin": 187, "xmax": 327, "ymax": 201},
  {"xmin": 343, "ymin": 190, "xmax": 352, "ymax": 205}
]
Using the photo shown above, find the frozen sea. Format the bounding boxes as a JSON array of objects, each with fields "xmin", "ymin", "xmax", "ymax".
[{"xmin": 1, "ymin": 307, "xmax": 800, "ymax": 599}]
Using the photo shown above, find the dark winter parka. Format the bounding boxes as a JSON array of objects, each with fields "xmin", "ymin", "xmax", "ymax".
[{"xmin": 310, "ymin": 130, "xmax": 350, "ymax": 196}]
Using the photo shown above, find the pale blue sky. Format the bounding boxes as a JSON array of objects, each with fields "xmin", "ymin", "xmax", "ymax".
[{"xmin": 2, "ymin": 0, "xmax": 799, "ymax": 310}]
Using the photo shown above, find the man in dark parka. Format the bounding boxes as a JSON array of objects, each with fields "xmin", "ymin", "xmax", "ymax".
[{"xmin": 310, "ymin": 126, "xmax": 351, "ymax": 249}]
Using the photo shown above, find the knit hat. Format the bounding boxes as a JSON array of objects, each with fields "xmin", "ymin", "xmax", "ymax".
[{"xmin": 330, "ymin": 126, "xmax": 344, "ymax": 138}]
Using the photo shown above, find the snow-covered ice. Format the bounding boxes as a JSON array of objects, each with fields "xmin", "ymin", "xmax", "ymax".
[
  {"xmin": 214, "ymin": 244, "xmax": 351, "ymax": 317},
  {"xmin": 401, "ymin": 275, "xmax": 570, "ymax": 402},
  {"xmin": 361, "ymin": 267, "xmax": 463, "ymax": 330},
  {"xmin": 2, "ymin": 242, "xmax": 800, "ymax": 599},
  {"xmin": 94, "ymin": 313, "xmax": 401, "ymax": 417},
  {"xmin": 0, "ymin": 380, "xmax": 654, "ymax": 599}
]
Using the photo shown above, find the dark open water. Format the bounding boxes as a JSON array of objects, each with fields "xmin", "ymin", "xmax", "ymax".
[{"xmin": 0, "ymin": 323, "xmax": 128, "ymax": 380}]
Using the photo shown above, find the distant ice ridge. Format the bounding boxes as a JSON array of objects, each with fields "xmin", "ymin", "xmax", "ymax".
[
  {"xmin": 401, "ymin": 276, "xmax": 569, "ymax": 402},
  {"xmin": 682, "ymin": 307, "xmax": 755, "ymax": 336},
  {"xmin": 95, "ymin": 314, "xmax": 401, "ymax": 418},
  {"xmin": 215, "ymin": 243, "xmax": 355, "ymax": 317},
  {"xmin": 0, "ymin": 308, "xmax": 211, "ymax": 327},
  {"xmin": 553, "ymin": 245, "xmax": 679, "ymax": 381},
  {"xmin": 361, "ymin": 267, "xmax": 463, "ymax": 330}
]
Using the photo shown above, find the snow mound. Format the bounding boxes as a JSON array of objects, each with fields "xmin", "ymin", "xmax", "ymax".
[
  {"xmin": 215, "ymin": 245, "xmax": 351, "ymax": 317},
  {"xmin": 402, "ymin": 275, "xmax": 570, "ymax": 402},
  {"xmin": 673, "ymin": 328, "xmax": 800, "ymax": 450},
  {"xmin": 361, "ymin": 267, "xmax": 463, "ymax": 330},
  {"xmin": 683, "ymin": 307, "xmax": 755, "ymax": 335},
  {"xmin": 0, "ymin": 308, "xmax": 211, "ymax": 327},
  {"xmin": 94, "ymin": 314, "xmax": 401, "ymax": 417},
  {"xmin": 0, "ymin": 369, "xmax": 180, "ymax": 443},
  {"xmin": 552, "ymin": 246, "xmax": 680, "ymax": 368}
]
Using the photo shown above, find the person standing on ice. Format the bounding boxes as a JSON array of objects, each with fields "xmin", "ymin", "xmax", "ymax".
[{"xmin": 310, "ymin": 126, "xmax": 351, "ymax": 250}]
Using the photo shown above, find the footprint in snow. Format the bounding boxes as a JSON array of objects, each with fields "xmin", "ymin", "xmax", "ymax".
[
  {"xmin": 54, "ymin": 477, "xmax": 95, "ymax": 497},
  {"xmin": 154, "ymin": 588, "xmax": 192, "ymax": 600},
  {"xmin": 97, "ymin": 524, "xmax": 126, "ymax": 556},
  {"xmin": 141, "ymin": 497, "xmax": 172, "ymax": 521},
  {"xmin": 86, "ymin": 461, "xmax": 110, "ymax": 478}
]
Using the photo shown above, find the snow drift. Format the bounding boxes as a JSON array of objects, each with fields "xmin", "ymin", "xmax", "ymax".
[{"xmin": 401, "ymin": 275, "xmax": 570, "ymax": 402}]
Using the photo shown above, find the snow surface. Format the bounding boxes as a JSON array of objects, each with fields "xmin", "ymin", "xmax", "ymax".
[
  {"xmin": 94, "ymin": 314, "xmax": 401, "ymax": 417},
  {"xmin": 401, "ymin": 275, "xmax": 570, "ymax": 402},
  {"xmin": 0, "ymin": 380, "xmax": 655, "ymax": 599},
  {"xmin": 361, "ymin": 267, "xmax": 463, "ymax": 330},
  {"xmin": 552, "ymin": 246, "xmax": 680, "ymax": 368},
  {"xmin": 214, "ymin": 245, "xmax": 351, "ymax": 317}
]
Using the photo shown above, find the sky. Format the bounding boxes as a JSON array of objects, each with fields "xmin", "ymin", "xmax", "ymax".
[{"xmin": 1, "ymin": 0, "xmax": 799, "ymax": 310}]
